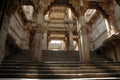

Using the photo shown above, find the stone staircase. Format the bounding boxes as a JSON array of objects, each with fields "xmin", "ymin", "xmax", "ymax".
[
  {"xmin": 90, "ymin": 52, "xmax": 108, "ymax": 61},
  {"xmin": 3, "ymin": 50, "xmax": 33, "ymax": 61},
  {"xmin": 0, "ymin": 61, "xmax": 120, "ymax": 79},
  {"xmin": 42, "ymin": 50, "xmax": 80, "ymax": 62},
  {"xmin": 0, "ymin": 50, "xmax": 120, "ymax": 79}
]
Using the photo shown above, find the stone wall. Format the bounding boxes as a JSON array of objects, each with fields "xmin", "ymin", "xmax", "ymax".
[
  {"xmin": 90, "ymin": 14, "xmax": 108, "ymax": 51},
  {"xmin": 115, "ymin": 2, "xmax": 120, "ymax": 30},
  {"xmin": 89, "ymin": 3, "xmax": 120, "ymax": 61},
  {"xmin": 8, "ymin": 12, "xmax": 27, "ymax": 49},
  {"xmin": 90, "ymin": 3, "xmax": 120, "ymax": 51}
]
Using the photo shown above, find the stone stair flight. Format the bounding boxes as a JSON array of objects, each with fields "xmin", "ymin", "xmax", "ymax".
[{"xmin": 0, "ymin": 50, "xmax": 120, "ymax": 79}]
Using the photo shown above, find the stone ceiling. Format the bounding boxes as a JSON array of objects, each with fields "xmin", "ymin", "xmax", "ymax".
[
  {"xmin": 49, "ymin": 6, "xmax": 66, "ymax": 21},
  {"xmin": 22, "ymin": 0, "xmax": 111, "ymax": 40},
  {"xmin": 22, "ymin": 0, "xmax": 110, "ymax": 21}
]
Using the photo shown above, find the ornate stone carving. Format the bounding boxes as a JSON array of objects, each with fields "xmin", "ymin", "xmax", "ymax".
[{"xmin": 99, "ymin": 0, "xmax": 119, "ymax": 34}]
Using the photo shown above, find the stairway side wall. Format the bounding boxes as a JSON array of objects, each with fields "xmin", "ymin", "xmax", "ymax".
[
  {"xmin": 115, "ymin": 2, "xmax": 120, "ymax": 30},
  {"xmin": 89, "ymin": 3, "xmax": 120, "ymax": 61},
  {"xmin": 8, "ymin": 12, "xmax": 28, "ymax": 49}
]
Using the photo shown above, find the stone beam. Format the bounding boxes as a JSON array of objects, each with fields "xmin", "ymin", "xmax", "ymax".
[
  {"xmin": 49, "ymin": 37, "xmax": 66, "ymax": 40},
  {"xmin": 84, "ymin": 0, "xmax": 108, "ymax": 3}
]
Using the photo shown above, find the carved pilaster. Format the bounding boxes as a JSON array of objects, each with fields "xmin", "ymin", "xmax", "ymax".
[
  {"xmin": 42, "ymin": 23, "xmax": 48, "ymax": 50},
  {"xmin": 67, "ymin": 23, "xmax": 74, "ymax": 50},
  {"xmin": 33, "ymin": 27, "xmax": 43, "ymax": 62},
  {"xmin": 77, "ymin": 9, "xmax": 90, "ymax": 63}
]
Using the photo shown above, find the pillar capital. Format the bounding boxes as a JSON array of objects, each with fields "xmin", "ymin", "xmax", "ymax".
[
  {"xmin": 37, "ymin": 2, "xmax": 45, "ymax": 14},
  {"xmin": 77, "ymin": 7, "xmax": 86, "ymax": 17},
  {"xmin": 36, "ymin": 4, "xmax": 44, "ymax": 24},
  {"xmin": 80, "ymin": 25, "xmax": 88, "ymax": 35},
  {"xmin": 67, "ymin": 22, "xmax": 74, "ymax": 32}
]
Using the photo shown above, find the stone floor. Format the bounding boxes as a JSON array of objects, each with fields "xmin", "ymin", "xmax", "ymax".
[{"xmin": 0, "ymin": 78, "xmax": 120, "ymax": 80}]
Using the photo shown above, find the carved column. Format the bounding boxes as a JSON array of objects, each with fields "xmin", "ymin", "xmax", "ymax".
[
  {"xmin": 24, "ymin": 27, "xmax": 31, "ymax": 49},
  {"xmin": 78, "ymin": 9, "xmax": 90, "ymax": 63},
  {"xmin": 65, "ymin": 33, "xmax": 69, "ymax": 50},
  {"xmin": 42, "ymin": 28, "xmax": 48, "ymax": 50},
  {"xmin": 68, "ymin": 23, "xmax": 74, "ymax": 50},
  {"xmin": 33, "ymin": 3, "xmax": 44, "ymax": 62},
  {"xmin": 78, "ymin": 33, "xmax": 82, "ymax": 62},
  {"xmin": 80, "ymin": 25, "xmax": 90, "ymax": 62},
  {"xmin": 33, "ymin": 28, "xmax": 43, "ymax": 62}
]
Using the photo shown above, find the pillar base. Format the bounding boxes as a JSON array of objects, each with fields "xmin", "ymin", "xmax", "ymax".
[
  {"xmin": 42, "ymin": 46, "xmax": 48, "ymax": 50},
  {"xmin": 32, "ymin": 57, "xmax": 42, "ymax": 62}
]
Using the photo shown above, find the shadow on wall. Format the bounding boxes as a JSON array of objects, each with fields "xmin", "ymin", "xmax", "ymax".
[{"xmin": 4, "ymin": 34, "xmax": 20, "ymax": 60}]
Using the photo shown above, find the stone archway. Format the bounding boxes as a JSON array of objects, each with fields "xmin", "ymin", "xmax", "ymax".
[{"xmin": 115, "ymin": 0, "xmax": 120, "ymax": 6}]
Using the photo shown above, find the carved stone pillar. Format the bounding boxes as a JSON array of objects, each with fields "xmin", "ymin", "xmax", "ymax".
[
  {"xmin": 78, "ymin": 9, "xmax": 90, "ymax": 63},
  {"xmin": 77, "ymin": 32, "xmax": 82, "ymax": 61},
  {"xmin": 42, "ymin": 29, "xmax": 48, "ymax": 50},
  {"xmin": 26, "ymin": 29, "xmax": 31, "ymax": 49},
  {"xmin": 68, "ymin": 23, "xmax": 74, "ymax": 50},
  {"xmin": 68, "ymin": 30, "xmax": 74, "ymax": 50},
  {"xmin": 33, "ymin": 3, "xmax": 45, "ymax": 61},
  {"xmin": 65, "ymin": 34, "xmax": 69, "ymax": 50},
  {"xmin": 33, "ymin": 28, "xmax": 43, "ymax": 62},
  {"xmin": 80, "ymin": 25, "xmax": 90, "ymax": 63},
  {"xmin": 42, "ymin": 22, "xmax": 48, "ymax": 50},
  {"xmin": 37, "ymin": 13, "xmax": 44, "ymax": 24},
  {"xmin": 25, "ymin": 23, "xmax": 33, "ymax": 49}
]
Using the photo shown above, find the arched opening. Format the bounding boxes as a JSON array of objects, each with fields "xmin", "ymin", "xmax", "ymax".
[
  {"xmin": 49, "ymin": 40, "xmax": 66, "ymax": 51},
  {"xmin": 116, "ymin": 0, "xmax": 120, "ymax": 6},
  {"xmin": 85, "ymin": 8, "xmax": 110, "ymax": 61}
]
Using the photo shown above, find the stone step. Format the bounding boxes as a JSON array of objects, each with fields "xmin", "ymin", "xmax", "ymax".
[
  {"xmin": 1, "ymin": 66, "xmax": 120, "ymax": 69},
  {"xmin": 0, "ymin": 73, "xmax": 120, "ymax": 78},
  {"xmin": 0, "ymin": 69, "xmax": 120, "ymax": 73},
  {"xmin": 0, "ymin": 77, "xmax": 120, "ymax": 80},
  {"xmin": 42, "ymin": 50, "xmax": 80, "ymax": 61},
  {"xmin": 2, "ymin": 61, "xmax": 120, "ymax": 63},
  {"xmin": 1, "ymin": 62, "xmax": 120, "ymax": 79},
  {"xmin": 42, "ymin": 50, "xmax": 79, "ymax": 53},
  {"xmin": 2, "ymin": 63, "xmax": 120, "ymax": 67}
]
